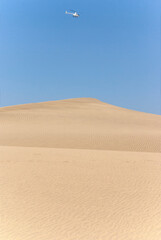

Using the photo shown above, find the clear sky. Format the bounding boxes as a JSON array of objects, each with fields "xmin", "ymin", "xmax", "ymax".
[{"xmin": 0, "ymin": 0, "xmax": 160, "ymax": 114}]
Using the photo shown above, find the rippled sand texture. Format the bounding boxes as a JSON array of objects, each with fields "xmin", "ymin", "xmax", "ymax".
[{"xmin": 0, "ymin": 98, "xmax": 161, "ymax": 240}]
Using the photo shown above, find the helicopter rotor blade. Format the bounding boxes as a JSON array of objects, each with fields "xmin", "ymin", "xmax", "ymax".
[{"xmin": 69, "ymin": 9, "xmax": 77, "ymax": 12}]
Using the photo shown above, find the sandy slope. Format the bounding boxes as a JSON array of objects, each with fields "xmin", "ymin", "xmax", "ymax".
[
  {"xmin": 0, "ymin": 98, "xmax": 160, "ymax": 152},
  {"xmin": 0, "ymin": 98, "xmax": 161, "ymax": 240}
]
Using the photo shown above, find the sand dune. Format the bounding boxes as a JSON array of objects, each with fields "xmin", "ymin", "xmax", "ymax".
[
  {"xmin": 0, "ymin": 98, "xmax": 161, "ymax": 240},
  {"xmin": 0, "ymin": 98, "xmax": 160, "ymax": 152}
]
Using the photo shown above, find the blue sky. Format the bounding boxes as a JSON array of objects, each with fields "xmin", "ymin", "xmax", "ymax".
[{"xmin": 0, "ymin": 0, "xmax": 160, "ymax": 114}]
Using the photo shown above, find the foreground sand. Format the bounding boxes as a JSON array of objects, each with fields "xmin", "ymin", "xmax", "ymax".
[{"xmin": 0, "ymin": 98, "xmax": 161, "ymax": 239}]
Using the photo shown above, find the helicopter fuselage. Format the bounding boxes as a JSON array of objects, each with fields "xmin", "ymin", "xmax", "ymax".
[
  {"xmin": 73, "ymin": 12, "xmax": 79, "ymax": 17},
  {"xmin": 65, "ymin": 11, "xmax": 80, "ymax": 17}
]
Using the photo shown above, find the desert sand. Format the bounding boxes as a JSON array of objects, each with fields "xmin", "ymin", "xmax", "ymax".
[{"xmin": 0, "ymin": 98, "xmax": 161, "ymax": 240}]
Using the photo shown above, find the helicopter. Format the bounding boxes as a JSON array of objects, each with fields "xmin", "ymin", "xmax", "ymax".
[{"xmin": 65, "ymin": 10, "xmax": 80, "ymax": 18}]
